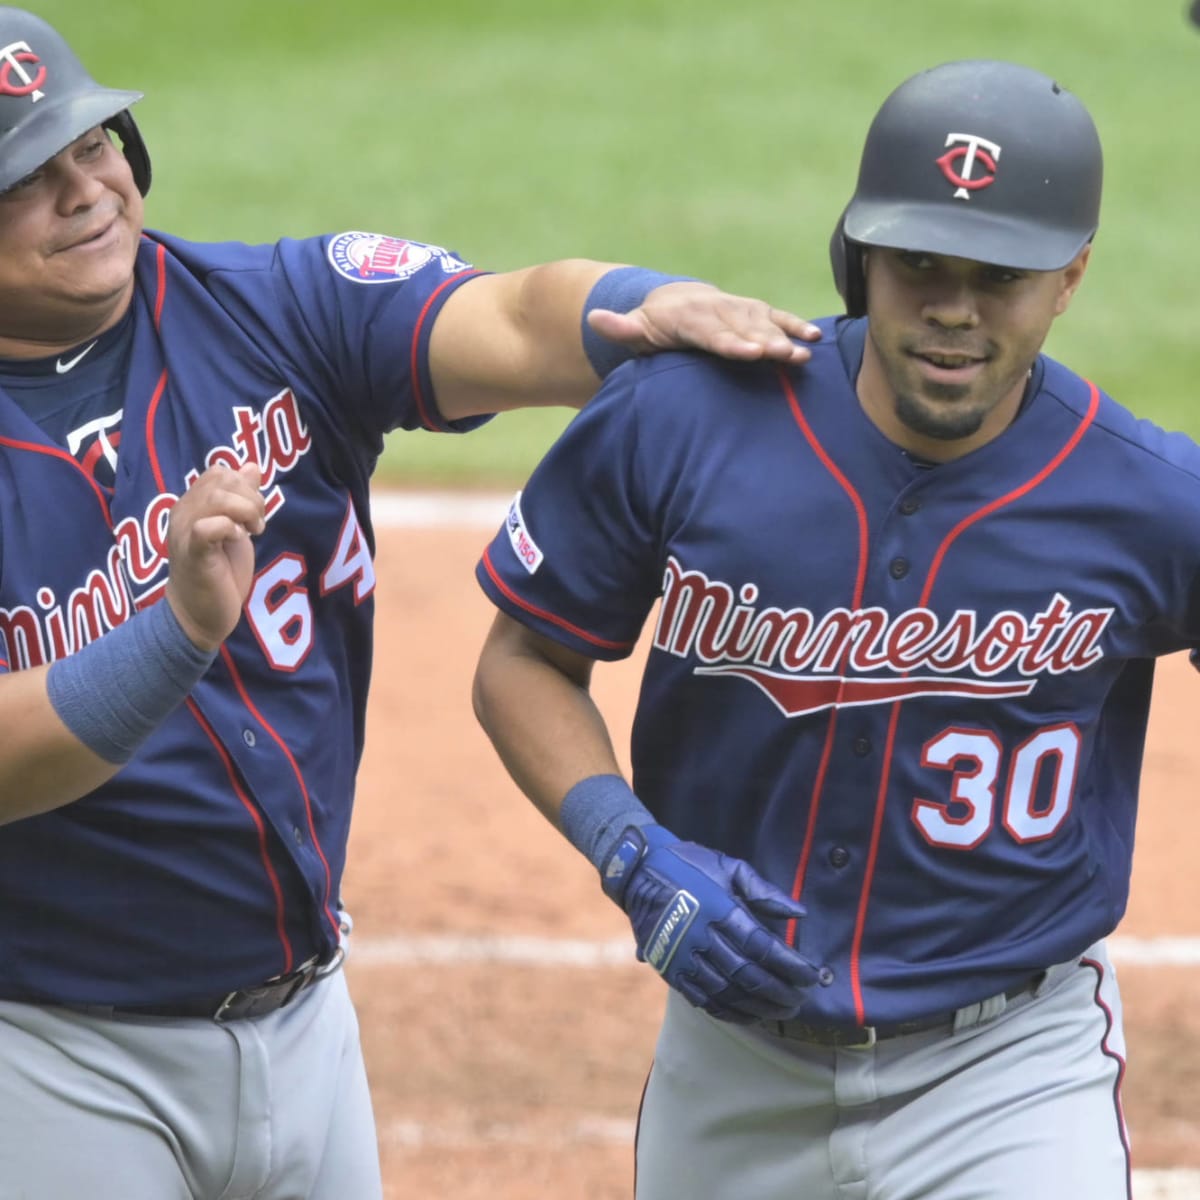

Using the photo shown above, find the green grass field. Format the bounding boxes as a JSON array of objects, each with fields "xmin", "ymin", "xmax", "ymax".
[{"xmin": 42, "ymin": 0, "xmax": 1200, "ymax": 485}]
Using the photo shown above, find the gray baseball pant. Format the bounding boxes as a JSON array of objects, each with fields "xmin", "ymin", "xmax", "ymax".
[
  {"xmin": 0, "ymin": 966, "xmax": 382, "ymax": 1200},
  {"xmin": 635, "ymin": 940, "xmax": 1130, "ymax": 1200}
]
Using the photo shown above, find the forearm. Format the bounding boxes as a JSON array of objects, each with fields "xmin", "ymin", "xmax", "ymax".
[
  {"xmin": 429, "ymin": 260, "xmax": 821, "ymax": 421},
  {"xmin": 430, "ymin": 261, "xmax": 720, "ymax": 421},
  {"xmin": 431, "ymin": 259, "xmax": 627, "ymax": 420},
  {"xmin": 473, "ymin": 617, "xmax": 820, "ymax": 1024},
  {"xmin": 0, "ymin": 464, "xmax": 261, "ymax": 826},
  {"xmin": 0, "ymin": 596, "xmax": 220, "ymax": 825},
  {"xmin": 472, "ymin": 627, "xmax": 622, "ymax": 828},
  {"xmin": 0, "ymin": 665, "xmax": 122, "ymax": 823}
]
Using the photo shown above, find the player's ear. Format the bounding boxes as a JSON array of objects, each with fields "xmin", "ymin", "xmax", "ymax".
[{"xmin": 1053, "ymin": 244, "xmax": 1091, "ymax": 316}]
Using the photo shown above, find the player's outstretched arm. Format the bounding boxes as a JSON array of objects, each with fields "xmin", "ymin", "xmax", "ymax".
[
  {"xmin": 473, "ymin": 611, "xmax": 819, "ymax": 1023},
  {"xmin": 0, "ymin": 465, "xmax": 265, "ymax": 825},
  {"xmin": 429, "ymin": 260, "xmax": 821, "ymax": 421}
]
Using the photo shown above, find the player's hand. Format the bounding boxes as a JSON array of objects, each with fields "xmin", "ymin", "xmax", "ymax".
[
  {"xmin": 586, "ymin": 281, "xmax": 821, "ymax": 366},
  {"xmin": 165, "ymin": 463, "xmax": 266, "ymax": 651},
  {"xmin": 601, "ymin": 823, "xmax": 820, "ymax": 1023}
]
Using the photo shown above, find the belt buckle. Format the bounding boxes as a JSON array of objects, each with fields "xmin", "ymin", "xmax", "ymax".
[
  {"xmin": 316, "ymin": 946, "xmax": 345, "ymax": 979},
  {"xmin": 213, "ymin": 987, "xmax": 251, "ymax": 1023},
  {"xmin": 213, "ymin": 952, "xmax": 332, "ymax": 1023},
  {"xmin": 842, "ymin": 1025, "xmax": 878, "ymax": 1050}
]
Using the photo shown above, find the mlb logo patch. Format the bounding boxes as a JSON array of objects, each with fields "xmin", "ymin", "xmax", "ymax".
[
  {"xmin": 326, "ymin": 232, "xmax": 468, "ymax": 284},
  {"xmin": 505, "ymin": 492, "xmax": 543, "ymax": 574}
]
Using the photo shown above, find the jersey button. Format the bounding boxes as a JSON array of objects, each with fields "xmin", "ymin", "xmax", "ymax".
[
  {"xmin": 817, "ymin": 967, "xmax": 835, "ymax": 987},
  {"xmin": 889, "ymin": 556, "xmax": 910, "ymax": 580},
  {"xmin": 852, "ymin": 736, "xmax": 871, "ymax": 756},
  {"xmin": 828, "ymin": 846, "xmax": 850, "ymax": 869},
  {"xmin": 292, "ymin": 824, "xmax": 305, "ymax": 846},
  {"xmin": 242, "ymin": 729, "xmax": 257, "ymax": 747},
  {"xmin": 899, "ymin": 496, "xmax": 921, "ymax": 515}
]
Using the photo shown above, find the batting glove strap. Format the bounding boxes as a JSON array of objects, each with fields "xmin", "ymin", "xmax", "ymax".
[
  {"xmin": 600, "ymin": 825, "xmax": 650, "ymax": 905},
  {"xmin": 561, "ymin": 774, "xmax": 656, "ymax": 873}
]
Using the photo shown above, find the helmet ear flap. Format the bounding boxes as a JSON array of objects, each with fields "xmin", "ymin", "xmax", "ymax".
[
  {"xmin": 103, "ymin": 111, "xmax": 151, "ymax": 197},
  {"xmin": 829, "ymin": 209, "xmax": 867, "ymax": 318}
]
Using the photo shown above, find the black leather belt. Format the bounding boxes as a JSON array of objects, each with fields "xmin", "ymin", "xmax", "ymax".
[
  {"xmin": 65, "ymin": 949, "xmax": 345, "ymax": 1024},
  {"xmin": 763, "ymin": 972, "xmax": 1045, "ymax": 1049}
]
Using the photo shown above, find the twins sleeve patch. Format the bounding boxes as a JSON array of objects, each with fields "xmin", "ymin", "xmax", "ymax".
[
  {"xmin": 505, "ymin": 492, "xmax": 543, "ymax": 574},
  {"xmin": 326, "ymin": 232, "xmax": 470, "ymax": 284}
]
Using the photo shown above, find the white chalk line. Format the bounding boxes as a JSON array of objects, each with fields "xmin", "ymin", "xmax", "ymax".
[
  {"xmin": 347, "ymin": 932, "xmax": 1200, "ymax": 969},
  {"xmin": 370, "ymin": 489, "xmax": 510, "ymax": 529},
  {"xmin": 382, "ymin": 1115, "xmax": 635, "ymax": 1149},
  {"xmin": 349, "ymin": 933, "xmax": 636, "ymax": 967},
  {"xmin": 1135, "ymin": 1175, "xmax": 1200, "ymax": 1200},
  {"xmin": 369, "ymin": 491, "xmax": 1200, "ymax": 1192}
]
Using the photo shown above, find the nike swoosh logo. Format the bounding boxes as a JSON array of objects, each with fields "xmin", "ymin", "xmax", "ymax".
[{"xmin": 56, "ymin": 341, "xmax": 99, "ymax": 374}]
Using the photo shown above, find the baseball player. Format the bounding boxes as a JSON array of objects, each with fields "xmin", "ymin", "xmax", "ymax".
[
  {"xmin": 0, "ymin": 8, "xmax": 824, "ymax": 1199},
  {"xmin": 473, "ymin": 60, "xmax": 1183, "ymax": 1199}
]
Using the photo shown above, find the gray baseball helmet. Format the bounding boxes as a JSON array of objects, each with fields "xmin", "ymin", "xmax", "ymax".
[
  {"xmin": 831, "ymin": 60, "xmax": 1102, "ymax": 316},
  {"xmin": 0, "ymin": 6, "xmax": 150, "ymax": 195}
]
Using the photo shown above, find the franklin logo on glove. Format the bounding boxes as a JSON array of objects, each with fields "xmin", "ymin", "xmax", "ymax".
[
  {"xmin": 645, "ymin": 890, "xmax": 699, "ymax": 972},
  {"xmin": 594, "ymin": 819, "xmax": 820, "ymax": 1024}
]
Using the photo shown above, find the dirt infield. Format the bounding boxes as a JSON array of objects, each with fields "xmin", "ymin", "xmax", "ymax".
[{"xmin": 343, "ymin": 512, "xmax": 1200, "ymax": 1199}]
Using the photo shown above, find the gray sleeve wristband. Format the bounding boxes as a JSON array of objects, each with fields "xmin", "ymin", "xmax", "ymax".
[
  {"xmin": 580, "ymin": 266, "xmax": 701, "ymax": 378},
  {"xmin": 46, "ymin": 600, "xmax": 219, "ymax": 765},
  {"xmin": 559, "ymin": 773, "xmax": 656, "ymax": 871}
]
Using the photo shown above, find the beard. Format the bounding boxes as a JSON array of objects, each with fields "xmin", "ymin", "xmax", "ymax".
[{"xmin": 892, "ymin": 383, "xmax": 992, "ymax": 442}]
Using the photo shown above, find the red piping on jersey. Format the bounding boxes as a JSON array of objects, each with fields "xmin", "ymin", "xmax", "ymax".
[
  {"xmin": 776, "ymin": 369, "xmax": 871, "ymax": 941},
  {"xmin": 153, "ymin": 240, "xmax": 166, "ymax": 331},
  {"xmin": 410, "ymin": 269, "xmax": 484, "ymax": 432},
  {"xmin": 144, "ymin": 242, "xmax": 171, "ymax": 493},
  {"xmin": 1081, "ymin": 954, "xmax": 1134, "ymax": 1198},
  {"xmin": 0, "ymin": 436, "xmax": 113, "ymax": 526},
  {"xmin": 920, "ymin": 382, "xmax": 1101, "ymax": 605},
  {"xmin": 143, "ymin": 254, "xmax": 338, "ymax": 944},
  {"xmin": 849, "ymin": 381, "xmax": 1101, "ymax": 1023},
  {"xmin": 218, "ymin": 644, "xmax": 342, "ymax": 940},
  {"xmin": 481, "ymin": 546, "xmax": 637, "ymax": 652},
  {"xmin": 144, "ymin": 370, "xmax": 170, "ymax": 493},
  {"xmin": 187, "ymin": 696, "xmax": 295, "ymax": 973}
]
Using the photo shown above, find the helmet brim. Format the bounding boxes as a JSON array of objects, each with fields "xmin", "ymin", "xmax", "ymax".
[
  {"xmin": 0, "ymin": 87, "xmax": 142, "ymax": 192},
  {"xmin": 843, "ymin": 198, "xmax": 1092, "ymax": 272}
]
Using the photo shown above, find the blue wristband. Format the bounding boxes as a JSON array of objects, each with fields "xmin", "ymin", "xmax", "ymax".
[
  {"xmin": 580, "ymin": 266, "xmax": 700, "ymax": 378},
  {"xmin": 46, "ymin": 600, "xmax": 218, "ymax": 765},
  {"xmin": 559, "ymin": 773, "xmax": 656, "ymax": 872}
]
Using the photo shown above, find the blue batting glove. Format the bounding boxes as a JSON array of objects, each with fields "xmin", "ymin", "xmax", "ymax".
[{"xmin": 601, "ymin": 823, "xmax": 819, "ymax": 1023}]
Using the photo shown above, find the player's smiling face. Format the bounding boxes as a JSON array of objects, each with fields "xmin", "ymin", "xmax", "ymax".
[
  {"xmin": 857, "ymin": 246, "xmax": 1089, "ymax": 462},
  {"xmin": 0, "ymin": 126, "xmax": 143, "ymax": 356}
]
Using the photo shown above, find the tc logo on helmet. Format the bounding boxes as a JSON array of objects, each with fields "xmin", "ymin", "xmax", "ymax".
[
  {"xmin": 0, "ymin": 41, "xmax": 46, "ymax": 102},
  {"xmin": 935, "ymin": 132, "xmax": 1002, "ymax": 200}
]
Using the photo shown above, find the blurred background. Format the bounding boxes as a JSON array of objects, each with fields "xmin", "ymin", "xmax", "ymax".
[{"xmin": 47, "ymin": 0, "xmax": 1200, "ymax": 484}]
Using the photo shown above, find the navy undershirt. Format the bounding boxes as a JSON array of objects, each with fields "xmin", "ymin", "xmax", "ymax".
[{"xmin": 0, "ymin": 310, "xmax": 133, "ymax": 492}]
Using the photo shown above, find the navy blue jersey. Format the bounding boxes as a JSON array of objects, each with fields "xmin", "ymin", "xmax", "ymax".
[
  {"xmin": 0, "ymin": 230, "xmax": 487, "ymax": 1005},
  {"xmin": 477, "ymin": 316, "xmax": 1200, "ymax": 1027}
]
